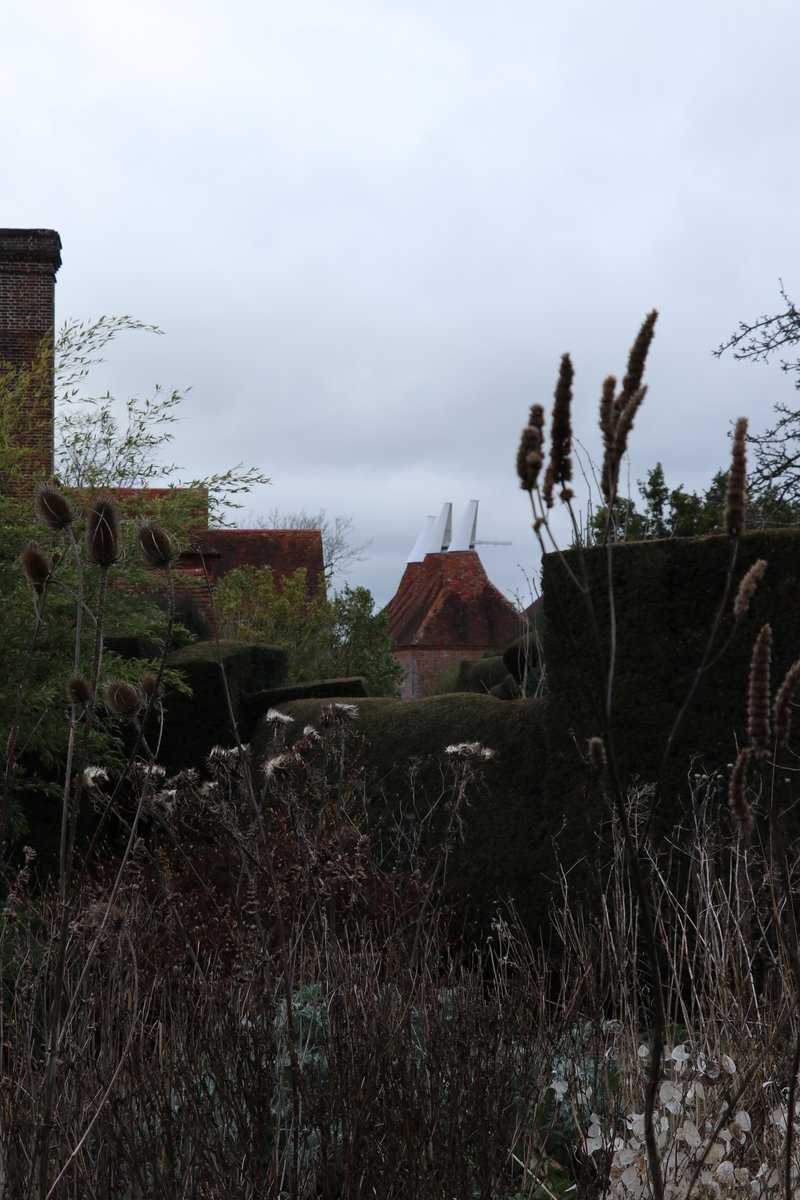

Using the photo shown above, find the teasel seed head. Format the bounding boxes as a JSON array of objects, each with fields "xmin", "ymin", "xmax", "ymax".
[
  {"xmin": 747, "ymin": 623, "xmax": 772, "ymax": 759},
  {"xmin": 21, "ymin": 543, "xmax": 51, "ymax": 595},
  {"xmin": 87, "ymin": 498, "xmax": 120, "ymax": 569},
  {"xmin": 733, "ymin": 559, "xmax": 767, "ymax": 623},
  {"xmin": 774, "ymin": 658, "xmax": 800, "ymax": 748},
  {"xmin": 728, "ymin": 747, "xmax": 753, "ymax": 840},
  {"xmin": 140, "ymin": 673, "xmax": 161, "ymax": 702},
  {"xmin": 587, "ymin": 736, "xmax": 607, "ymax": 773},
  {"xmin": 546, "ymin": 354, "xmax": 574, "ymax": 497},
  {"xmin": 35, "ymin": 485, "xmax": 74, "ymax": 532},
  {"xmin": 138, "ymin": 522, "xmax": 174, "ymax": 569},
  {"xmin": 102, "ymin": 679, "xmax": 142, "ymax": 719},
  {"xmin": 66, "ymin": 674, "xmax": 92, "ymax": 707},
  {"xmin": 725, "ymin": 418, "xmax": 748, "ymax": 538}
]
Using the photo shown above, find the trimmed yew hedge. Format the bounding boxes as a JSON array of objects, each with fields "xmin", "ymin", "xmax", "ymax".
[
  {"xmin": 253, "ymin": 694, "xmax": 551, "ymax": 954},
  {"xmin": 541, "ymin": 529, "xmax": 800, "ymax": 847}
]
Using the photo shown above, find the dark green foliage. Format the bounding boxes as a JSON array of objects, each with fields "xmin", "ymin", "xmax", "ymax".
[
  {"xmin": 244, "ymin": 676, "xmax": 369, "ymax": 718},
  {"xmin": 253, "ymin": 694, "xmax": 551, "ymax": 956},
  {"xmin": 454, "ymin": 655, "xmax": 510, "ymax": 694},
  {"xmin": 216, "ymin": 568, "xmax": 403, "ymax": 696},
  {"xmin": 541, "ymin": 529, "xmax": 800, "ymax": 860},
  {"xmin": 488, "ymin": 674, "xmax": 521, "ymax": 699},
  {"xmin": 589, "ymin": 462, "xmax": 800, "ymax": 543},
  {"xmin": 149, "ymin": 640, "xmax": 289, "ymax": 773}
]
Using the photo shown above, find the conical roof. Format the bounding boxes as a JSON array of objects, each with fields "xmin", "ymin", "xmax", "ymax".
[{"xmin": 385, "ymin": 549, "xmax": 519, "ymax": 650}]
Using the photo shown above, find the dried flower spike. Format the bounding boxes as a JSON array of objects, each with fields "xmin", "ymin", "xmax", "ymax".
[
  {"xmin": 66, "ymin": 674, "xmax": 92, "ymax": 706},
  {"xmin": 725, "ymin": 418, "xmax": 748, "ymax": 538},
  {"xmin": 140, "ymin": 673, "xmax": 160, "ymax": 702},
  {"xmin": 774, "ymin": 658, "xmax": 800, "ymax": 748},
  {"xmin": 138, "ymin": 522, "xmax": 174, "ymax": 569},
  {"xmin": 746, "ymin": 623, "xmax": 772, "ymax": 758},
  {"xmin": 728, "ymin": 747, "xmax": 753, "ymax": 840},
  {"xmin": 599, "ymin": 375, "xmax": 617, "ymax": 504},
  {"xmin": 516, "ymin": 403, "xmax": 545, "ymax": 492},
  {"xmin": 613, "ymin": 385, "xmax": 647, "ymax": 467},
  {"xmin": 102, "ymin": 679, "xmax": 142, "ymax": 719},
  {"xmin": 87, "ymin": 498, "xmax": 120, "ymax": 569},
  {"xmin": 21, "ymin": 543, "xmax": 51, "ymax": 594},
  {"xmin": 543, "ymin": 354, "xmax": 574, "ymax": 508},
  {"xmin": 619, "ymin": 309, "xmax": 658, "ymax": 408},
  {"xmin": 733, "ymin": 559, "xmax": 767, "ymax": 623},
  {"xmin": 35, "ymin": 485, "xmax": 74, "ymax": 532}
]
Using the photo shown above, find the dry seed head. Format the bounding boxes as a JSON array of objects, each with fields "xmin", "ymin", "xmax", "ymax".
[
  {"xmin": 746, "ymin": 623, "xmax": 772, "ymax": 759},
  {"xmin": 774, "ymin": 658, "xmax": 800, "ymax": 748},
  {"xmin": 140, "ymin": 673, "xmax": 160, "ymax": 701},
  {"xmin": 546, "ymin": 353, "xmax": 574, "ymax": 496},
  {"xmin": 87, "ymin": 498, "xmax": 120, "ymax": 569},
  {"xmin": 620, "ymin": 310, "xmax": 658, "ymax": 406},
  {"xmin": 516, "ymin": 423, "xmax": 543, "ymax": 492},
  {"xmin": 599, "ymin": 375, "xmax": 618, "ymax": 504},
  {"xmin": 35, "ymin": 485, "xmax": 74, "ymax": 532},
  {"xmin": 613, "ymin": 385, "xmax": 647, "ymax": 466},
  {"xmin": 102, "ymin": 679, "xmax": 142, "ymax": 719},
  {"xmin": 21, "ymin": 543, "xmax": 51, "ymax": 594},
  {"xmin": 528, "ymin": 402, "xmax": 545, "ymax": 433},
  {"xmin": 138, "ymin": 522, "xmax": 174, "ymax": 569},
  {"xmin": 542, "ymin": 463, "xmax": 556, "ymax": 509},
  {"xmin": 728, "ymin": 747, "xmax": 753, "ymax": 840},
  {"xmin": 725, "ymin": 418, "xmax": 748, "ymax": 538},
  {"xmin": 587, "ymin": 736, "xmax": 607, "ymax": 773},
  {"xmin": 733, "ymin": 559, "xmax": 767, "ymax": 623},
  {"xmin": 66, "ymin": 674, "xmax": 92, "ymax": 706}
]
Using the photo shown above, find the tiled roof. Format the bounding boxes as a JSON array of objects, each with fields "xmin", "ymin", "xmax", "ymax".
[
  {"xmin": 385, "ymin": 550, "xmax": 520, "ymax": 651},
  {"xmin": 68, "ymin": 485, "xmax": 325, "ymax": 601},
  {"xmin": 181, "ymin": 529, "xmax": 324, "ymax": 592}
]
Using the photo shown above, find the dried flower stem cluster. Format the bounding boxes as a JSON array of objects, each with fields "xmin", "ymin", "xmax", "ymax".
[
  {"xmin": 599, "ymin": 310, "xmax": 657, "ymax": 508},
  {"xmin": 729, "ymin": 619, "xmax": 800, "ymax": 839},
  {"xmin": 515, "ymin": 312, "xmax": 658, "ymax": 550},
  {"xmin": 725, "ymin": 418, "xmax": 748, "ymax": 538}
]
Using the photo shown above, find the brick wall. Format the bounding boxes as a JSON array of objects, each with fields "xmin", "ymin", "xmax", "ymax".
[
  {"xmin": 0, "ymin": 229, "xmax": 62, "ymax": 498},
  {"xmin": 395, "ymin": 647, "xmax": 486, "ymax": 699}
]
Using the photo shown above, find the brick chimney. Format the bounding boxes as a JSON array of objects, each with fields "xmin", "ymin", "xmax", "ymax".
[{"xmin": 0, "ymin": 228, "xmax": 62, "ymax": 497}]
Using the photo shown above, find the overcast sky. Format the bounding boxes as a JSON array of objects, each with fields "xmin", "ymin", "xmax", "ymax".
[{"xmin": 4, "ymin": 0, "xmax": 799, "ymax": 607}]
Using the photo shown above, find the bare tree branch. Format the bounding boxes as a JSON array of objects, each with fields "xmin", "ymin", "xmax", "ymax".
[{"xmin": 244, "ymin": 507, "xmax": 372, "ymax": 584}]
